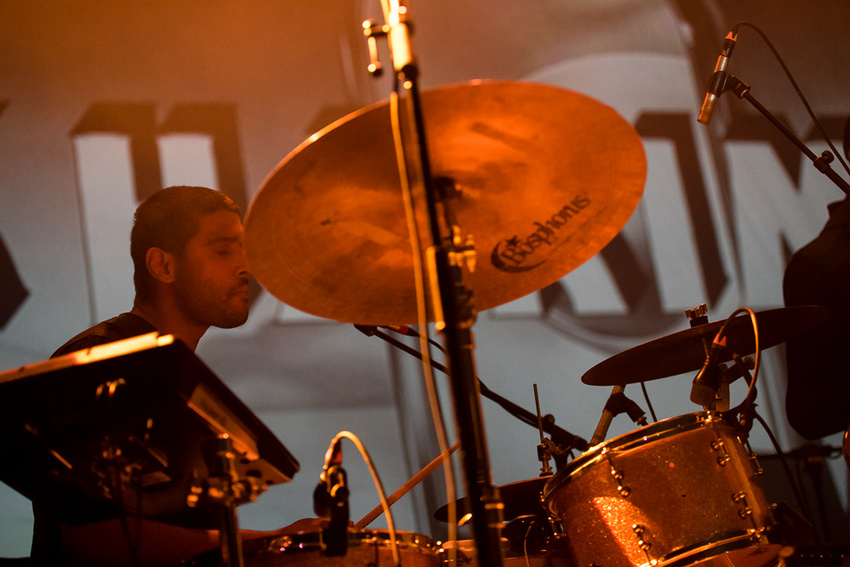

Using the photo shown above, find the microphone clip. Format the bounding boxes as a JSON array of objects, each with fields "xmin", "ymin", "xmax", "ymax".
[
  {"xmin": 690, "ymin": 334, "xmax": 727, "ymax": 408},
  {"xmin": 604, "ymin": 391, "xmax": 648, "ymax": 427},
  {"xmin": 314, "ymin": 439, "xmax": 350, "ymax": 557},
  {"xmin": 318, "ymin": 464, "xmax": 350, "ymax": 557}
]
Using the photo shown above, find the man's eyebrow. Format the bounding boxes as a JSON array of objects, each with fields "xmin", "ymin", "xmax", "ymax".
[{"xmin": 205, "ymin": 235, "xmax": 240, "ymax": 245}]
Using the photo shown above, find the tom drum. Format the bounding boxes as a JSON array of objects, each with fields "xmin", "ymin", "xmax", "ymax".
[{"xmin": 543, "ymin": 412, "xmax": 781, "ymax": 567}]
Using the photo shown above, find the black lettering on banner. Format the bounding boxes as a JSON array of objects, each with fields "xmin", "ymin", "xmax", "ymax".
[
  {"xmin": 727, "ymin": 111, "xmax": 847, "ymax": 186},
  {"xmin": 72, "ymin": 103, "xmax": 163, "ymax": 203},
  {"xmin": 72, "ymin": 103, "xmax": 249, "ymax": 209},
  {"xmin": 0, "ymin": 229, "xmax": 28, "ymax": 330},
  {"xmin": 542, "ymin": 112, "xmax": 724, "ymax": 338},
  {"xmin": 636, "ymin": 112, "xmax": 727, "ymax": 306},
  {"xmin": 726, "ymin": 110, "xmax": 842, "ymax": 188},
  {"xmin": 159, "ymin": 104, "xmax": 248, "ymax": 212},
  {"xmin": 0, "ymin": 102, "xmax": 29, "ymax": 329},
  {"xmin": 726, "ymin": 107, "xmax": 807, "ymax": 186},
  {"xmin": 805, "ymin": 116, "xmax": 848, "ymax": 148},
  {"xmin": 539, "ymin": 229, "xmax": 678, "ymax": 339}
]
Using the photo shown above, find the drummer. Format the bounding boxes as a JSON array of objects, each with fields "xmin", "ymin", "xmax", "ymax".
[{"xmin": 34, "ymin": 186, "xmax": 320, "ymax": 566}]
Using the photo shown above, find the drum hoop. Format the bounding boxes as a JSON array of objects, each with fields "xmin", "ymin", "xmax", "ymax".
[
  {"xmin": 544, "ymin": 411, "xmax": 736, "ymax": 500},
  {"xmin": 648, "ymin": 530, "xmax": 776, "ymax": 567},
  {"xmin": 265, "ymin": 529, "xmax": 438, "ymax": 555},
  {"xmin": 190, "ymin": 530, "xmax": 438, "ymax": 566}
]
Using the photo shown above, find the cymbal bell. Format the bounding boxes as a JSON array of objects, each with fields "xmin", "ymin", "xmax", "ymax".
[
  {"xmin": 245, "ymin": 81, "xmax": 646, "ymax": 324},
  {"xmin": 581, "ymin": 305, "xmax": 829, "ymax": 386}
]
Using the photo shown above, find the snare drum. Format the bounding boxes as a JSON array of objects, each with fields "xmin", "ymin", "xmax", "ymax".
[
  {"xmin": 191, "ymin": 529, "xmax": 440, "ymax": 566},
  {"xmin": 544, "ymin": 412, "xmax": 781, "ymax": 567}
]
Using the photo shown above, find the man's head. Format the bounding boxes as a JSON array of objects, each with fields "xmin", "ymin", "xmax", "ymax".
[{"xmin": 131, "ymin": 186, "xmax": 250, "ymax": 329}]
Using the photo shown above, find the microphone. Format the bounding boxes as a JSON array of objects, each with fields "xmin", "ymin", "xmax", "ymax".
[
  {"xmin": 697, "ymin": 31, "xmax": 738, "ymax": 125},
  {"xmin": 590, "ymin": 386, "xmax": 649, "ymax": 445},
  {"xmin": 313, "ymin": 439, "xmax": 349, "ymax": 557},
  {"xmin": 590, "ymin": 385, "xmax": 625, "ymax": 446},
  {"xmin": 690, "ymin": 333, "xmax": 727, "ymax": 407}
]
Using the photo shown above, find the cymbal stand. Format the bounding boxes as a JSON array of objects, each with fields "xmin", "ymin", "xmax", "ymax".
[
  {"xmin": 533, "ymin": 384, "xmax": 554, "ymax": 476},
  {"xmin": 364, "ymin": 3, "xmax": 504, "ymax": 565},
  {"xmin": 354, "ymin": 325, "xmax": 589, "ymax": 456}
]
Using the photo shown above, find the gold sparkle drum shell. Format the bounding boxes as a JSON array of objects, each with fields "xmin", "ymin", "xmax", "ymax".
[{"xmin": 543, "ymin": 412, "xmax": 781, "ymax": 567}]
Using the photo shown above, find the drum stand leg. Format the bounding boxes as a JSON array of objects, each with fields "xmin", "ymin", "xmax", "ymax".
[
  {"xmin": 190, "ymin": 435, "xmax": 246, "ymax": 567},
  {"xmin": 212, "ymin": 436, "xmax": 244, "ymax": 567}
]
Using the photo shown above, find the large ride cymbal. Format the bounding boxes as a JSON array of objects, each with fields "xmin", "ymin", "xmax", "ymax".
[
  {"xmin": 245, "ymin": 81, "xmax": 646, "ymax": 324},
  {"xmin": 581, "ymin": 305, "xmax": 829, "ymax": 386}
]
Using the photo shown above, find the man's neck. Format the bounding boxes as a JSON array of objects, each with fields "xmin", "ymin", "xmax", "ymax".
[{"xmin": 130, "ymin": 302, "xmax": 207, "ymax": 352}]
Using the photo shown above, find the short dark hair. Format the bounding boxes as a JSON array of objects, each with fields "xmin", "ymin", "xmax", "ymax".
[{"xmin": 131, "ymin": 186, "xmax": 241, "ymax": 299}]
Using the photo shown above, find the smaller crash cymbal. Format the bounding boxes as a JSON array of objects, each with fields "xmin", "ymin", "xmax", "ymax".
[
  {"xmin": 582, "ymin": 305, "xmax": 829, "ymax": 386},
  {"xmin": 434, "ymin": 477, "xmax": 549, "ymax": 523}
]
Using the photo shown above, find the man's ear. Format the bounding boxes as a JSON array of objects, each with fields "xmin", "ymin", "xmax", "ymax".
[{"xmin": 145, "ymin": 247, "xmax": 176, "ymax": 284}]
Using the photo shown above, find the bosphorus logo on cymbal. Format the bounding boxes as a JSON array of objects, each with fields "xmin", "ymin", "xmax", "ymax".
[{"xmin": 490, "ymin": 194, "xmax": 591, "ymax": 273}]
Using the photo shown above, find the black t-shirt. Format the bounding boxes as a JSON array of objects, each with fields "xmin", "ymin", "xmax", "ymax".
[
  {"xmin": 51, "ymin": 312, "xmax": 158, "ymax": 358},
  {"xmin": 30, "ymin": 312, "xmax": 160, "ymax": 563},
  {"xmin": 784, "ymin": 199, "xmax": 850, "ymax": 439}
]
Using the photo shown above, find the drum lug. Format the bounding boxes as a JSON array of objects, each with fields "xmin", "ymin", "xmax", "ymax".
[
  {"xmin": 742, "ymin": 437, "xmax": 765, "ymax": 476},
  {"xmin": 732, "ymin": 490, "xmax": 764, "ymax": 535},
  {"xmin": 632, "ymin": 524, "xmax": 657, "ymax": 565},
  {"xmin": 748, "ymin": 452, "xmax": 764, "ymax": 476},
  {"xmin": 711, "ymin": 437, "xmax": 732, "ymax": 465},
  {"xmin": 733, "ymin": 491, "xmax": 753, "ymax": 517},
  {"xmin": 748, "ymin": 527, "xmax": 768, "ymax": 545},
  {"xmin": 603, "ymin": 448, "xmax": 631, "ymax": 497},
  {"xmin": 632, "ymin": 524, "xmax": 652, "ymax": 550},
  {"xmin": 612, "ymin": 469, "xmax": 631, "ymax": 497}
]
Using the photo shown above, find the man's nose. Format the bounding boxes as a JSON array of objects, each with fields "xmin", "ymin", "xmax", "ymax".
[{"xmin": 235, "ymin": 246, "xmax": 249, "ymax": 276}]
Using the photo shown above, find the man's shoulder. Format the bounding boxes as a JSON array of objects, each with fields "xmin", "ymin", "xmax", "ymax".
[{"xmin": 51, "ymin": 312, "xmax": 158, "ymax": 358}]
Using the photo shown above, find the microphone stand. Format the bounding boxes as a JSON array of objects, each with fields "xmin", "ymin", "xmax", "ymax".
[
  {"xmin": 718, "ymin": 75, "xmax": 850, "ymax": 196},
  {"xmin": 366, "ymin": 3, "xmax": 504, "ymax": 565}
]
